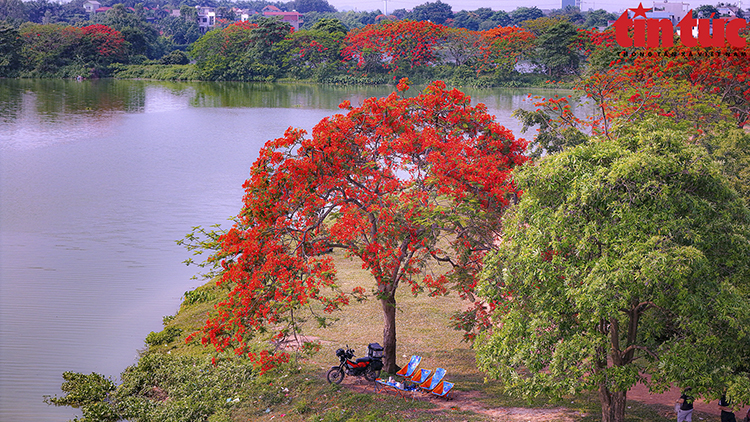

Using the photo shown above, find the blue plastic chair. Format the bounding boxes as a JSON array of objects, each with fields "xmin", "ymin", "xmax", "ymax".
[
  {"xmin": 395, "ymin": 355, "xmax": 421, "ymax": 380},
  {"xmin": 431, "ymin": 380, "xmax": 454, "ymax": 400},
  {"xmin": 418, "ymin": 367, "xmax": 446, "ymax": 393},
  {"xmin": 408, "ymin": 368, "xmax": 431, "ymax": 386}
]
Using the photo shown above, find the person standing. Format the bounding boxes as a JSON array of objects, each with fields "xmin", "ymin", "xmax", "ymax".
[
  {"xmin": 676, "ymin": 387, "xmax": 694, "ymax": 422},
  {"xmin": 720, "ymin": 394, "xmax": 737, "ymax": 422}
]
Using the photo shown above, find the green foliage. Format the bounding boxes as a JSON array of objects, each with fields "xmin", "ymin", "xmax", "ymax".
[
  {"xmin": 476, "ymin": 121, "xmax": 750, "ymax": 420},
  {"xmin": 103, "ymin": 4, "xmax": 162, "ymax": 60},
  {"xmin": 290, "ymin": 0, "xmax": 337, "ymax": 14},
  {"xmin": 533, "ymin": 21, "xmax": 580, "ymax": 77},
  {"xmin": 159, "ymin": 15, "xmax": 201, "ymax": 47},
  {"xmin": 513, "ymin": 106, "xmax": 587, "ymax": 158},
  {"xmin": 404, "ymin": 1, "xmax": 453, "ymax": 25},
  {"xmin": 510, "ymin": 6, "xmax": 544, "ymax": 25},
  {"xmin": 310, "ymin": 17, "xmax": 347, "ymax": 34},
  {"xmin": 0, "ymin": 0, "xmax": 27, "ymax": 23},
  {"xmin": 49, "ymin": 353, "xmax": 259, "ymax": 422},
  {"xmin": 145, "ymin": 326, "xmax": 182, "ymax": 346},
  {"xmin": 0, "ymin": 23, "xmax": 22, "ymax": 77},
  {"xmin": 182, "ymin": 285, "xmax": 218, "ymax": 306},
  {"xmin": 45, "ymin": 372, "xmax": 119, "ymax": 422},
  {"xmin": 159, "ymin": 49, "xmax": 189, "ymax": 65},
  {"xmin": 110, "ymin": 63, "xmax": 200, "ymax": 80},
  {"xmin": 583, "ymin": 9, "xmax": 616, "ymax": 28},
  {"xmin": 191, "ymin": 17, "xmax": 290, "ymax": 82},
  {"xmin": 700, "ymin": 125, "xmax": 750, "ymax": 209}
]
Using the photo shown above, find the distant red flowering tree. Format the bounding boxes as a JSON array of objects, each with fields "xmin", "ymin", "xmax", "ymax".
[
  {"xmin": 342, "ymin": 20, "xmax": 444, "ymax": 74},
  {"xmin": 186, "ymin": 80, "xmax": 528, "ymax": 372},
  {"xmin": 477, "ymin": 26, "xmax": 536, "ymax": 75},
  {"xmin": 19, "ymin": 23, "xmax": 126, "ymax": 76},
  {"xmin": 80, "ymin": 24, "xmax": 126, "ymax": 64}
]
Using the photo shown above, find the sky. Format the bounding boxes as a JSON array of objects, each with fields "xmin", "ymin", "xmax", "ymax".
[{"xmin": 325, "ymin": 0, "xmax": 736, "ymax": 14}]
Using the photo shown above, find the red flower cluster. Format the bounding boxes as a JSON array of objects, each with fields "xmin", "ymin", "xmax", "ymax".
[{"xmin": 191, "ymin": 80, "xmax": 529, "ymax": 370}]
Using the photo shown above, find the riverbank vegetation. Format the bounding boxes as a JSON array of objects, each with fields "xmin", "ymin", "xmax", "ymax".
[
  {"xmin": 1, "ymin": 0, "xmax": 626, "ymax": 85},
  {"xmin": 2, "ymin": 1, "xmax": 748, "ymax": 88}
]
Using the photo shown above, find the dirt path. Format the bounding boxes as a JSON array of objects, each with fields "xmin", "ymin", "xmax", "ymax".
[{"xmin": 341, "ymin": 378, "xmax": 749, "ymax": 422}]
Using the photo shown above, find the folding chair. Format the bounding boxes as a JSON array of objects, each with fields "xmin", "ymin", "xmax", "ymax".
[
  {"xmin": 418, "ymin": 367, "xmax": 446, "ymax": 393},
  {"xmin": 430, "ymin": 380, "xmax": 454, "ymax": 400},
  {"xmin": 395, "ymin": 355, "xmax": 421, "ymax": 380},
  {"xmin": 408, "ymin": 368, "xmax": 431, "ymax": 387}
]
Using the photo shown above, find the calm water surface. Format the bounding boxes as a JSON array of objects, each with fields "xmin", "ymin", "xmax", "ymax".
[{"xmin": 0, "ymin": 79, "xmax": 554, "ymax": 421}]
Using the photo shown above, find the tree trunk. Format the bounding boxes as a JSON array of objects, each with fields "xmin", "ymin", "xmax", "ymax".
[
  {"xmin": 598, "ymin": 383, "xmax": 627, "ymax": 422},
  {"xmin": 381, "ymin": 291, "xmax": 397, "ymax": 374}
]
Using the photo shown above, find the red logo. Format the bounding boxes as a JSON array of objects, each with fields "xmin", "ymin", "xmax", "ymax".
[{"xmin": 614, "ymin": 2, "xmax": 747, "ymax": 48}]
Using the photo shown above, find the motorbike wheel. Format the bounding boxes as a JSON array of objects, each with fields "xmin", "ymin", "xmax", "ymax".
[
  {"xmin": 364, "ymin": 366, "xmax": 380, "ymax": 382},
  {"xmin": 326, "ymin": 367, "xmax": 345, "ymax": 384}
]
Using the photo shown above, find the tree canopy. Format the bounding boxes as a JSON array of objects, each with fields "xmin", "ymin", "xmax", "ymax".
[
  {"xmin": 476, "ymin": 122, "xmax": 750, "ymax": 422},
  {"xmin": 185, "ymin": 80, "xmax": 528, "ymax": 373}
]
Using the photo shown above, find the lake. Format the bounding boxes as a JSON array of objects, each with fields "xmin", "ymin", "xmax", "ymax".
[{"xmin": 0, "ymin": 79, "xmax": 555, "ymax": 421}]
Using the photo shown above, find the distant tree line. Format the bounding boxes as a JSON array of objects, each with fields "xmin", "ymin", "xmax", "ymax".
[{"xmin": 1, "ymin": 0, "xmax": 748, "ymax": 82}]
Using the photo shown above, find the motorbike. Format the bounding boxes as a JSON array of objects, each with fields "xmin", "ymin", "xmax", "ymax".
[{"xmin": 326, "ymin": 343, "xmax": 384, "ymax": 384}]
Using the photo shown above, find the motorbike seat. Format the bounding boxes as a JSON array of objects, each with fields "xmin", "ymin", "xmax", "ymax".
[{"xmin": 355, "ymin": 357, "xmax": 371, "ymax": 364}]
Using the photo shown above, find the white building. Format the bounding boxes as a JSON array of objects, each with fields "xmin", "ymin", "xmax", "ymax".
[
  {"xmin": 196, "ymin": 6, "xmax": 216, "ymax": 32},
  {"xmin": 82, "ymin": 0, "xmax": 100, "ymax": 14},
  {"xmin": 650, "ymin": 0, "xmax": 690, "ymax": 25}
]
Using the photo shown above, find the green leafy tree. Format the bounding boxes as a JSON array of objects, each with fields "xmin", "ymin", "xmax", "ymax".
[
  {"xmin": 45, "ymin": 372, "xmax": 118, "ymax": 422},
  {"xmin": 191, "ymin": 18, "xmax": 291, "ymax": 81},
  {"xmin": 0, "ymin": 0, "xmax": 27, "ymax": 22},
  {"xmin": 104, "ymin": 4, "xmax": 161, "ymax": 59},
  {"xmin": 47, "ymin": 354, "xmax": 259, "ymax": 422},
  {"xmin": 695, "ymin": 4, "xmax": 720, "ymax": 18},
  {"xmin": 248, "ymin": 15, "xmax": 291, "ymax": 62},
  {"xmin": 534, "ymin": 21, "xmax": 580, "ymax": 77},
  {"xmin": 700, "ymin": 125, "xmax": 750, "ymax": 208},
  {"xmin": 510, "ymin": 6, "xmax": 544, "ymax": 25},
  {"xmin": 311, "ymin": 17, "xmax": 347, "ymax": 34},
  {"xmin": 19, "ymin": 23, "xmax": 80, "ymax": 75},
  {"xmin": 191, "ymin": 22, "xmax": 254, "ymax": 80},
  {"xmin": 159, "ymin": 15, "xmax": 201, "ymax": 46},
  {"xmin": 452, "ymin": 9, "xmax": 483, "ymax": 31},
  {"xmin": 0, "ymin": 23, "xmax": 22, "ymax": 77},
  {"xmin": 179, "ymin": 4, "xmax": 198, "ymax": 23},
  {"xmin": 584, "ymin": 9, "xmax": 616, "ymax": 28},
  {"xmin": 549, "ymin": 5, "xmax": 584, "ymax": 24},
  {"xmin": 404, "ymin": 0, "xmax": 453, "ymax": 25},
  {"xmin": 480, "ymin": 11, "xmax": 512, "ymax": 29},
  {"xmin": 337, "ymin": 10, "xmax": 380, "ymax": 29},
  {"xmin": 290, "ymin": 0, "xmax": 336, "ymax": 13},
  {"xmin": 477, "ymin": 122, "xmax": 750, "ymax": 422},
  {"xmin": 278, "ymin": 26, "xmax": 343, "ymax": 79}
]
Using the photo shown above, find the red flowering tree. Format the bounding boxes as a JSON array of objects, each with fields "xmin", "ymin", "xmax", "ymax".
[
  {"xmin": 188, "ymin": 80, "xmax": 528, "ymax": 372},
  {"xmin": 477, "ymin": 26, "xmax": 536, "ymax": 76},
  {"xmin": 438, "ymin": 27, "xmax": 483, "ymax": 67},
  {"xmin": 79, "ymin": 24, "xmax": 126, "ymax": 65},
  {"xmin": 19, "ymin": 23, "xmax": 126, "ymax": 76},
  {"xmin": 342, "ymin": 20, "xmax": 444, "ymax": 74}
]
